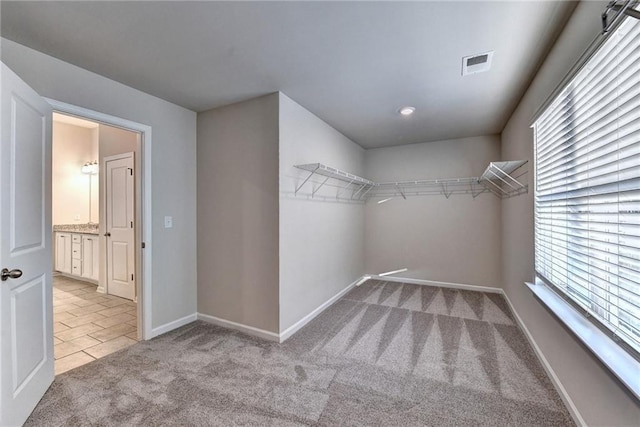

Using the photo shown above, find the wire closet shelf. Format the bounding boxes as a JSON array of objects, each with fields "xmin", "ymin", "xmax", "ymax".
[{"xmin": 293, "ymin": 160, "xmax": 528, "ymax": 202}]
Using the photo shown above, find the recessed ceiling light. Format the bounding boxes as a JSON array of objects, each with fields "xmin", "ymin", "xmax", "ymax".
[{"xmin": 399, "ymin": 106, "xmax": 415, "ymax": 116}]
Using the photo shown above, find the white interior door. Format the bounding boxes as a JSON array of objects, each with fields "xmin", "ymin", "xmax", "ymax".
[
  {"xmin": 105, "ymin": 153, "xmax": 135, "ymax": 301},
  {"xmin": 0, "ymin": 63, "xmax": 54, "ymax": 426}
]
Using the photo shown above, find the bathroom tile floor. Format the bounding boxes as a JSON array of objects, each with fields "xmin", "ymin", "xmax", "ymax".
[{"xmin": 53, "ymin": 276, "xmax": 138, "ymax": 375}]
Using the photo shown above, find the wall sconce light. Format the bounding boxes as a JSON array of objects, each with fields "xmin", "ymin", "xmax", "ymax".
[{"xmin": 81, "ymin": 161, "xmax": 99, "ymax": 175}]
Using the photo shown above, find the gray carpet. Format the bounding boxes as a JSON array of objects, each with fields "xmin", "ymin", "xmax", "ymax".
[{"xmin": 26, "ymin": 280, "xmax": 573, "ymax": 426}]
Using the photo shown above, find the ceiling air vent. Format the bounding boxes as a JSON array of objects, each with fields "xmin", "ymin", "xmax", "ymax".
[{"xmin": 462, "ymin": 51, "xmax": 494, "ymax": 76}]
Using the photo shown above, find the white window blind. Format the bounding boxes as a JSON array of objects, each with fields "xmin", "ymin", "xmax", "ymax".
[{"xmin": 533, "ymin": 13, "xmax": 640, "ymax": 355}]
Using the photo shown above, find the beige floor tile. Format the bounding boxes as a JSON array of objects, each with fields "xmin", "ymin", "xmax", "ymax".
[
  {"xmin": 89, "ymin": 323, "xmax": 136, "ymax": 342},
  {"xmin": 68, "ymin": 297, "xmax": 103, "ymax": 308},
  {"xmin": 55, "ymin": 296, "xmax": 84, "ymax": 307},
  {"xmin": 54, "ymin": 311, "xmax": 77, "ymax": 322},
  {"xmin": 54, "ymin": 335, "xmax": 101, "ymax": 359},
  {"xmin": 78, "ymin": 294, "xmax": 111, "ymax": 303},
  {"xmin": 60, "ymin": 312, "xmax": 106, "ymax": 328},
  {"xmin": 53, "ymin": 276, "xmax": 138, "ymax": 375},
  {"xmin": 99, "ymin": 298, "xmax": 129, "ymax": 308},
  {"xmin": 125, "ymin": 331, "xmax": 139, "ymax": 341},
  {"xmin": 98, "ymin": 305, "xmax": 132, "ymax": 317},
  {"xmin": 53, "ymin": 322, "xmax": 70, "ymax": 333},
  {"xmin": 53, "ymin": 303, "xmax": 81, "ymax": 314},
  {"xmin": 56, "ymin": 283, "xmax": 93, "ymax": 292},
  {"xmin": 67, "ymin": 303, "xmax": 108, "ymax": 317},
  {"xmin": 64, "ymin": 288, "xmax": 92, "ymax": 296},
  {"xmin": 53, "ymin": 298, "xmax": 70, "ymax": 307},
  {"xmin": 53, "ymin": 293, "xmax": 78, "ymax": 301},
  {"xmin": 92, "ymin": 312, "xmax": 135, "ymax": 329},
  {"xmin": 83, "ymin": 336, "xmax": 136, "ymax": 359},
  {"xmin": 55, "ymin": 322, "xmax": 104, "ymax": 342},
  {"xmin": 55, "ymin": 351, "xmax": 95, "ymax": 375}
]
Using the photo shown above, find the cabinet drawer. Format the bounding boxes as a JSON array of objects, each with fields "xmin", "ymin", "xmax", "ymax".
[
  {"xmin": 72, "ymin": 243, "xmax": 82, "ymax": 259},
  {"xmin": 71, "ymin": 259, "xmax": 82, "ymax": 275},
  {"xmin": 71, "ymin": 234, "xmax": 82, "ymax": 243}
]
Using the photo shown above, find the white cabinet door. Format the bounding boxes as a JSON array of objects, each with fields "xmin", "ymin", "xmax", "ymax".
[
  {"xmin": 54, "ymin": 232, "xmax": 71, "ymax": 274},
  {"xmin": 81, "ymin": 235, "xmax": 99, "ymax": 281}
]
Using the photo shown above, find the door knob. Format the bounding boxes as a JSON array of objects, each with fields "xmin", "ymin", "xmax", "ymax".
[
  {"xmin": 104, "ymin": 232, "xmax": 111, "ymax": 237},
  {"xmin": 1, "ymin": 268, "xmax": 23, "ymax": 281}
]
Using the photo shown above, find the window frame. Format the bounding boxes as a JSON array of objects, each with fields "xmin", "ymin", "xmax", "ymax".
[{"xmin": 529, "ymin": 7, "xmax": 640, "ymax": 400}]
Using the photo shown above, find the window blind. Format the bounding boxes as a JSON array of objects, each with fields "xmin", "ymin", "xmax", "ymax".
[{"xmin": 533, "ymin": 13, "xmax": 640, "ymax": 355}]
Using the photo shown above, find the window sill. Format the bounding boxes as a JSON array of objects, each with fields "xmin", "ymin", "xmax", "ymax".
[{"xmin": 526, "ymin": 280, "xmax": 640, "ymax": 401}]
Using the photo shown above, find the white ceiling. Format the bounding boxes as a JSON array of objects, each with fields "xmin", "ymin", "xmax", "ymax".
[{"xmin": 1, "ymin": 1, "xmax": 576, "ymax": 148}]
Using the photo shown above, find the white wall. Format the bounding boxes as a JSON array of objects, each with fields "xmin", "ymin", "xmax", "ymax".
[
  {"xmin": 501, "ymin": 1, "xmax": 640, "ymax": 425},
  {"xmin": 1, "ymin": 38, "xmax": 198, "ymax": 331},
  {"xmin": 197, "ymin": 93, "xmax": 280, "ymax": 333},
  {"xmin": 364, "ymin": 136, "xmax": 502, "ymax": 287},
  {"xmin": 52, "ymin": 121, "xmax": 98, "ymax": 224},
  {"xmin": 279, "ymin": 93, "xmax": 365, "ymax": 332}
]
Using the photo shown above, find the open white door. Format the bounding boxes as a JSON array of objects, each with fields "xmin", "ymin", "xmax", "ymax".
[
  {"xmin": 105, "ymin": 153, "xmax": 135, "ymax": 301},
  {"xmin": 0, "ymin": 64, "xmax": 53, "ymax": 426}
]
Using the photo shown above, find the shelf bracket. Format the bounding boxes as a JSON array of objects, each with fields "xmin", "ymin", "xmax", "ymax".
[
  {"xmin": 483, "ymin": 178, "xmax": 506, "ymax": 198},
  {"xmin": 488, "ymin": 164, "xmax": 527, "ymax": 191},
  {"xmin": 352, "ymin": 183, "xmax": 367, "ymax": 200},
  {"xmin": 396, "ymin": 184, "xmax": 407, "ymax": 200},
  {"xmin": 312, "ymin": 177, "xmax": 330, "ymax": 197},
  {"xmin": 358, "ymin": 184, "xmax": 375, "ymax": 200},
  {"xmin": 336, "ymin": 179, "xmax": 354, "ymax": 199},
  {"xmin": 471, "ymin": 182, "xmax": 481, "ymax": 198},
  {"xmin": 295, "ymin": 165, "xmax": 320, "ymax": 195},
  {"xmin": 442, "ymin": 182, "xmax": 452, "ymax": 199}
]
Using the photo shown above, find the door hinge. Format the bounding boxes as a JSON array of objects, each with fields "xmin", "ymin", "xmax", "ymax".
[
  {"xmin": 131, "ymin": 221, "xmax": 133, "ymax": 228},
  {"xmin": 128, "ymin": 168, "xmax": 133, "ymax": 176},
  {"xmin": 131, "ymin": 274, "xmax": 134, "ymax": 281},
  {"xmin": 141, "ymin": 242, "xmax": 146, "ymax": 249}
]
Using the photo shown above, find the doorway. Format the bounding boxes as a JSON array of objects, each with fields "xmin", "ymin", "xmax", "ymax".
[{"xmin": 51, "ymin": 111, "xmax": 144, "ymax": 375}]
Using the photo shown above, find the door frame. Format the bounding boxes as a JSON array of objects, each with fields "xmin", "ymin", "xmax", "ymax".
[{"xmin": 46, "ymin": 98, "xmax": 152, "ymax": 340}]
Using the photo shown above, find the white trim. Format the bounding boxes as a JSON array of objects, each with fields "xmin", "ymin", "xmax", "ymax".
[
  {"xmin": 501, "ymin": 288, "xmax": 586, "ymax": 427},
  {"xmin": 370, "ymin": 275, "xmax": 503, "ymax": 294},
  {"xmin": 279, "ymin": 275, "xmax": 365, "ymax": 342},
  {"xmin": 149, "ymin": 313, "xmax": 197, "ymax": 339},
  {"xmin": 54, "ymin": 272, "xmax": 98, "ymax": 286},
  {"xmin": 527, "ymin": 281, "xmax": 640, "ymax": 401},
  {"xmin": 44, "ymin": 98, "xmax": 154, "ymax": 341},
  {"xmin": 197, "ymin": 313, "xmax": 280, "ymax": 342},
  {"xmin": 378, "ymin": 268, "xmax": 408, "ymax": 277}
]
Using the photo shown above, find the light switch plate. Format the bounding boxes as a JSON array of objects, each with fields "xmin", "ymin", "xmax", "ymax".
[{"xmin": 164, "ymin": 216, "xmax": 173, "ymax": 228}]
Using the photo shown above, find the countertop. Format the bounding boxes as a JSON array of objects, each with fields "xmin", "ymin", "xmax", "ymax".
[{"xmin": 53, "ymin": 223, "xmax": 99, "ymax": 235}]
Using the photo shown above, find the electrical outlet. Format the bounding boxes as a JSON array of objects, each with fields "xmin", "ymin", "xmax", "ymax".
[{"xmin": 164, "ymin": 216, "xmax": 173, "ymax": 228}]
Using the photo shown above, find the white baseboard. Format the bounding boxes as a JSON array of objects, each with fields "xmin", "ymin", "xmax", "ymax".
[
  {"xmin": 149, "ymin": 313, "xmax": 198, "ymax": 339},
  {"xmin": 55, "ymin": 272, "xmax": 99, "ymax": 287},
  {"xmin": 197, "ymin": 313, "xmax": 280, "ymax": 342},
  {"xmin": 370, "ymin": 274, "xmax": 502, "ymax": 294},
  {"xmin": 500, "ymin": 291, "xmax": 585, "ymax": 427},
  {"xmin": 96, "ymin": 286, "xmax": 106, "ymax": 294},
  {"xmin": 279, "ymin": 275, "xmax": 365, "ymax": 342}
]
